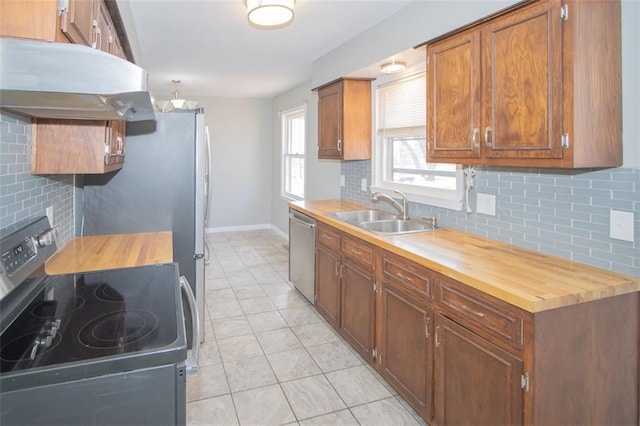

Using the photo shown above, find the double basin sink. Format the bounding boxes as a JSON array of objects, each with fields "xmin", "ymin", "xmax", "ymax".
[{"xmin": 328, "ymin": 209, "xmax": 437, "ymax": 235}]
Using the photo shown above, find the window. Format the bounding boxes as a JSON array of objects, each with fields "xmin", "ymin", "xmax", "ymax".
[
  {"xmin": 372, "ymin": 71, "xmax": 463, "ymax": 210},
  {"xmin": 281, "ymin": 105, "xmax": 306, "ymax": 200}
]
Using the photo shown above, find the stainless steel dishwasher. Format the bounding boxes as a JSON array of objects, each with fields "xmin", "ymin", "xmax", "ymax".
[{"xmin": 288, "ymin": 209, "xmax": 316, "ymax": 304}]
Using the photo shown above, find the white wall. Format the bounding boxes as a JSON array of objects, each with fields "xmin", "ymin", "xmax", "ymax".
[
  {"xmin": 271, "ymin": 82, "xmax": 341, "ymax": 235},
  {"xmin": 312, "ymin": 0, "xmax": 640, "ymax": 168},
  {"xmin": 190, "ymin": 97, "xmax": 273, "ymax": 230}
]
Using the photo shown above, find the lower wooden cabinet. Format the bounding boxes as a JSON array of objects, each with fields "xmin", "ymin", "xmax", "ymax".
[
  {"xmin": 32, "ymin": 119, "xmax": 126, "ymax": 174},
  {"xmin": 379, "ymin": 279, "xmax": 433, "ymax": 420},
  {"xmin": 434, "ymin": 314, "xmax": 523, "ymax": 426},
  {"xmin": 340, "ymin": 257, "xmax": 375, "ymax": 362},
  {"xmin": 315, "ymin": 241, "xmax": 341, "ymax": 328}
]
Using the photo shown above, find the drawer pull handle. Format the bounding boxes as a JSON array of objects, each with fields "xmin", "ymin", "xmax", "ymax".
[
  {"xmin": 425, "ymin": 317, "xmax": 431, "ymax": 339},
  {"xmin": 461, "ymin": 304, "xmax": 485, "ymax": 318},
  {"xmin": 351, "ymin": 249, "xmax": 362, "ymax": 256},
  {"xmin": 396, "ymin": 272, "xmax": 412, "ymax": 282},
  {"xmin": 435, "ymin": 325, "xmax": 441, "ymax": 348}
]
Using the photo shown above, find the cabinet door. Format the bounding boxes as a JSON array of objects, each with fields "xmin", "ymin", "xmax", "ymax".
[
  {"xmin": 434, "ymin": 315, "xmax": 523, "ymax": 426},
  {"xmin": 481, "ymin": 0, "xmax": 562, "ymax": 160},
  {"xmin": 61, "ymin": 0, "xmax": 96, "ymax": 47},
  {"xmin": 427, "ymin": 30, "xmax": 481, "ymax": 161},
  {"xmin": 94, "ymin": 0, "xmax": 110, "ymax": 52},
  {"xmin": 340, "ymin": 258, "xmax": 375, "ymax": 362},
  {"xmin": 315, "ymin": 243, "xmax": 341, "ymax": 328},
  {"xmin": 380, "ymin": 280, "xmax": 433, "ymax": 421},
  {"xmin": 317, "ymin": 82, "xmax": 342, "ymax": 159}
]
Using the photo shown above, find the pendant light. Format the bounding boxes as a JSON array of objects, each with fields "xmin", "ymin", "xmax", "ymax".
[
  {"xmin": 170, "ymin": 80, "xmax": 186, "ymax": 109},
  {"xmin": 246, "ymin": 0, "xmax": 295, "ymax": 29}
]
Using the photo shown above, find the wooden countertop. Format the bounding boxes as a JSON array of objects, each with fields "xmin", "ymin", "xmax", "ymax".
[
  {"xmin": 290, "ymin": 200, "xmax": 640, "ymax": 313},
  {"xmin": 45, "ymin": 232, "xmax": 173, "ymax": 275}
]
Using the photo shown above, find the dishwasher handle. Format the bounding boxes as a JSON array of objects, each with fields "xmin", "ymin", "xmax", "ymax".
[
  {"xmin": 289, "ymin": 213, "xmax": 316, "ymax": 230},
  {"xmin": 180, "ymin": 275, "xmax": 200, "ymax": 375}
]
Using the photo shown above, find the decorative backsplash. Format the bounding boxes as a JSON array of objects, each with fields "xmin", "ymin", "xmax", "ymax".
[
  {"xmin": 0, "ymin": 112, "xmax": 74, "ymax": 244},
  {"xmin": 342, "ymin": 160, "xmax": 639, "ymax": 277}
]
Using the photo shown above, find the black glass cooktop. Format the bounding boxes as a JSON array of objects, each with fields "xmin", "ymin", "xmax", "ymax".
[{"xmin": 0, "ymin": 264, "xmax": 181, "ymax": 373}]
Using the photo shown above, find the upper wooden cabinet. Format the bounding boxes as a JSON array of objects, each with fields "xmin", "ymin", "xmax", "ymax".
[
  {"xmin": 0, "ymin": 0, "xmax": 128, "ymax": 60},
  {"xmin": 32, "ymin": 119, "xmax": 126, "ymax": 174},
  {"xmin": 314, "ymin": 78, "xmax": 373, "ymax": 160},
  {"xmin": 426, "ymin": 0, "xmax": 622, "ymax": 168}
]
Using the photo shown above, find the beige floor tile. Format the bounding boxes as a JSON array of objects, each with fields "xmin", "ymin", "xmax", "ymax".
[
  {"xmin": 350, "ymin": 397, "xmax": 421, "ymax": 426},
  {"xmin": 246, "ymin": 311, "xmax": 288, "ymax": 333},
  {"xmin": 233, "ymin": 285, "xmax": 267, "ymax": 300},
  {"xmin": 187, "ymin": 394, "xmax": 238, "ymax": 426},
  {"xmin": 186, "ymin": 364, "xmax": 229, "ymax": 402},
  {"xmin": 269, "ymin": 291, "xmax": 309, "ymax": 309},
  {"xmin": 291, "ymin": 322, "xmax": 340, "ymax": 347},
  {"xmin": 239, "ymin": 296, "xmax": 277, "ymax": 315},
  {"xmin": 326, "ymin": 365, "xmax": 393, "ymax": 407},
  {"xmin": 279, "ymin": 306, "xmax": 322, "ymax": 327},
  {"xmin": 266, "ymin": 348, "xmax": 322, "ymax": 382},
  {"xmin": 281, "ymin": 375, "xmax": 346, "ymax": 420},
  {"xmin": 232, "ymin": 384, "xmax": 296, "ymax": 426},
  {"xmin": 207, "ymin": 299, "xmax": 245, "ymax": 319},
  {"xmin": 305, "ymin": 341, "xmax": 362, "ymax": 373},
  {"xmin": 217, "ymin": 334, "xmax": 264, "ymax": 363},
  {"xmin": 298, "ymin": 409, "xmax": 359, "ymax": 426},
  {"xmin": 197, "ymin": 340, "xmax": 222, "ymax": 367},
  {"xmin": 212, "ymin": 316, "xmax": 253, "ymax": 339},
  {"xmin": 223, "ymin": 355, "xmax": 277, "ymax": 393},
  {"xmin": 260, "ymin": 281, "xmax": 295, "ymax": 296},
  {"xmin": 256, "ymin": 328, "xmax": 303, "ymax": 355}
]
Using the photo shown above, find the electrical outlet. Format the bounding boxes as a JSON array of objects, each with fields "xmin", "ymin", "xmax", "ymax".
[
  {"xmin": 610, "ymin": 210, "xmax": 634, "ymax": 242},
  {"xmin": 340, "ymin": 175, "xmax": 345, "ymax": 187},
  {"xmin": 476, "ymin": 193, "xmax": 496, "ymax": 216},
  {"xmin": 46, "ymin": 206, "xmax": 54, "ymax": 226},
  {"xmin": 361, "ymin": 178, "xmax": 368, "ymax": 192}
]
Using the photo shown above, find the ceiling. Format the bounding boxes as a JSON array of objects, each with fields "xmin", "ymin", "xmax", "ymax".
[{"xmin": 115, "ymin": 0, "xmax": 418, "ymax": 101}]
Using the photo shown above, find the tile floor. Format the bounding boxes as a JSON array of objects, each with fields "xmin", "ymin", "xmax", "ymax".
[{"xmin": 187, "ymin": 229, "xmax": 427, "ymax": 426}]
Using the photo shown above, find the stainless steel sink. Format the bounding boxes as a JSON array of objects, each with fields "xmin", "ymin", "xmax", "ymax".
[
  {"xmin": 329, "ymin": 209, "xmax": 398, "ymax": 224},
  {"xmin": 357, "ymin": 219, "xmax": 437, "ymax": 235}
]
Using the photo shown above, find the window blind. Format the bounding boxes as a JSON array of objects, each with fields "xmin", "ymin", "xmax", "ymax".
[{"xmin": 377, "ymin": 72, "xmax": 426, "ymax": 132}]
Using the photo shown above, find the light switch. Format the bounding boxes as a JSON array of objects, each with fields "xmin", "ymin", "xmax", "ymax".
[
  {"xmin": 360, "ymin": 178, "xmax": 368, "ymax": 192},
  {"xmin": 610, "ymin": 210, "xmax": 634, "ymax": 242},
  {"xmin": 476, "ymin": 193, "xmax": 496, "ymax": 216}
]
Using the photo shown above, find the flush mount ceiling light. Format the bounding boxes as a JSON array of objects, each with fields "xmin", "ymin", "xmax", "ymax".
[
  {"xmin": 246, "ymin": 0, "xmax": 295, "ymax": 29},
  {"xmin": 380, "ymin": 59, "xmax": 407, "ymax": 75}
]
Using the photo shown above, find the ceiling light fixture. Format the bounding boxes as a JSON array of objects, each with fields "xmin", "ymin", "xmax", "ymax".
[
  {"xmin": 246, "ymin": 0, "xmax": 295, "ymax": 29},
  {"xmin": 380, "ymin": 59, "xmax": 407, "ymax": 75},
  {"xmin": 170, "ymin": 80, "xmax": 186, "ymax": 109}
]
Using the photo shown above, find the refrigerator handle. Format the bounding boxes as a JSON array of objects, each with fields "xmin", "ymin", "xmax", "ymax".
[
  {"xmin": 204, "ymin": 125, "xmax": 212, "ymax": 227},
  {"xmin": 180, "ymin": 275, "xmax": 200, "ymax": 375}
]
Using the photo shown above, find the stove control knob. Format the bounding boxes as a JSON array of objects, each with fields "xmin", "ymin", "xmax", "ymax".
[{"xmin": 36, "ymin": 227, "xmax": 59, "ymax": 247}]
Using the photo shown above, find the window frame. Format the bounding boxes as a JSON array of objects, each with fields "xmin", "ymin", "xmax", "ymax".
[
  {"xmin": 371, "ymin": 69, "xmax": 464, "ymax": 211},
  {"xmin": 280, "ymin": 104, "xmax": 307, "ymax": 201}
]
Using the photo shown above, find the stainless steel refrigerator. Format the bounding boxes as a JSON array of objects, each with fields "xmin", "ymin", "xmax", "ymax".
[{"xmin": 82, "ymin": 110, "xmax": 210, "ymax": 338}]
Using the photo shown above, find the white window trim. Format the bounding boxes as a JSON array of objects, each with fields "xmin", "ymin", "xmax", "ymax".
[
  {"xmin": 280, "ymin": 104, "xmax": 307, "ymax": 202},
  {"xmin": 371, "ymin": 68, "xmax": 464, "ymax": 211}
]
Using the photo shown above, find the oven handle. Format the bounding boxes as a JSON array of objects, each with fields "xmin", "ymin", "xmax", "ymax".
[{"xmin": 180, "ymin": 275, "xmax": 200, "ymax": 375}]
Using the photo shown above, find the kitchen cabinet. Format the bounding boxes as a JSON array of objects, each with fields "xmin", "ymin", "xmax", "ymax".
[
  {"xmin": 434, "ymin": 315, "xmax": 524, "ymax": 425},
  {"xmin": 379, "ymin": 270, "xmax": 434, "ymax": 420},
  {"xmin": 314, "ymin": 223, "xmax": 342, "ymax": 328},
  {"xmin": 314, "ymin": 78, "xmax": 373, "ymax": 160},
  {"xmin": 0, "ymin": 0, "xmax": 128, "ymax": 60},
  {"xmin": 340, "ymin": 236, "xmax": 376, "ymax": 362},
  {"xmin": 60, "ymin": 0, "xmax": 97, "ymax": 47},
  {"xmin": 426, "ymin": 0, "xmax": 622, "ymax": 168},
  {"xmin": 32, "ymin": 119, "xmax": 126, "ymax": 174}
]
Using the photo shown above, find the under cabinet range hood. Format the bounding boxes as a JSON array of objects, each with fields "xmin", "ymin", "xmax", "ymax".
[{"xmin": 0, "ymin": 37, "xmax": 155, "ymax": 122}]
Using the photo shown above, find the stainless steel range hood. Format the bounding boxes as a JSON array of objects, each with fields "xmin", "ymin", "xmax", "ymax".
[{"xmin": 0, "ymin": 37, "xmax": 155, "ymax": 122}]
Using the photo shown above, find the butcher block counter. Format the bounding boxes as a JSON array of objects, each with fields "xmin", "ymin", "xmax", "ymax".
[
  {"xmin": 290, "ymin": 200, "xmax": 639, "ymax": 313},
  {"xmin": 45, "ymin": 231, "xmax": 173, "ymax": 275}
]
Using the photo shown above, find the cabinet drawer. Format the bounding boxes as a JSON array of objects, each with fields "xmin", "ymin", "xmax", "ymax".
[
  {"xmin": 382, "ymin": 252, "xmax": 434, "ymax": 300},
  {"xmin": 437, "ymin": 278, "xmax": 524, "ymax": 349},
  {"xmin": 342, "ymin": 236, "xmax": 375, "ymax": 268},
  {"xmin": 316, "ymin": 223, "xmax": 341, "ymax": 251}
]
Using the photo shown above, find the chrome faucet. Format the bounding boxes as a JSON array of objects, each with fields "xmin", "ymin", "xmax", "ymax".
[{"xmin": 372, "ymin": 190, "xmax": 408, "ymax": 220}]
